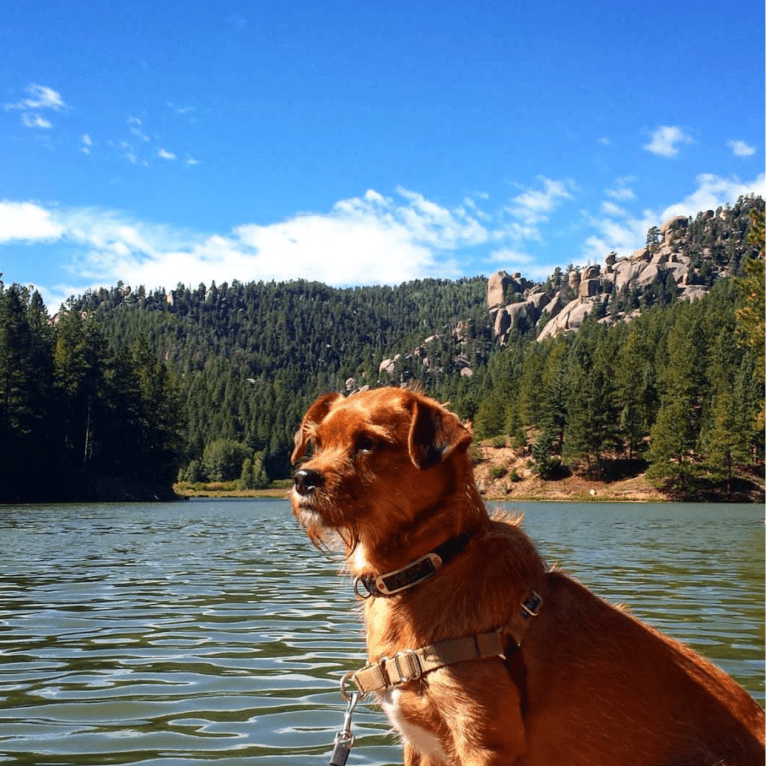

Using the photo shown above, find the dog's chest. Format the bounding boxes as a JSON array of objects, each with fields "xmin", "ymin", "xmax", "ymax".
[{"xmin": 378, "ymin": 688, "xmax": 448, "ymax": 762}]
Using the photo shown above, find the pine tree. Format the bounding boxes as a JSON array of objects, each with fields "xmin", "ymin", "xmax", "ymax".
[
  {"xmin": 563, "ymin": 362, "xmax": 620, "ymax": 478},
  {"xmin": 734, "ymin": 206, "xmax": 765, "ymax": 430},
  {"xmin": 647, "ymin": 303, "xmax": 708, "ymax": 492},
  {"xmin": 0, "ymin": 283, "xmax": 57, "ymax": 496},
  {"xmin": 532, "ymin": 426, "xmax": 557, "ymax": 479},
  {"xmin": 52, "ymin": 309, "xmax": 109, "ymax": 470}
]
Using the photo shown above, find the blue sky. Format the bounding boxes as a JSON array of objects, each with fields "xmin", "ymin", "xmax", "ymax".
[{"xmin": 1, "ymin": 0, "xmax": 763, "ymax": 308}]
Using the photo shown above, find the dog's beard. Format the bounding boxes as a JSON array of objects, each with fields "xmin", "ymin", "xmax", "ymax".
[{"xmin": 292, "ymin": 494, "xmax": 363, "ymax": 557}]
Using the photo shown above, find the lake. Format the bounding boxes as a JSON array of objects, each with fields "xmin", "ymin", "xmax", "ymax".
[{"xmin": 0, "ymin": 500, "xmax": 762, "ymax": 765}]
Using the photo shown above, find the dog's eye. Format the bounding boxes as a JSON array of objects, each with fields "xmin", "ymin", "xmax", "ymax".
[{"xmin": 355, "ymin": 435, "xmax": 378, "ymax": 454}]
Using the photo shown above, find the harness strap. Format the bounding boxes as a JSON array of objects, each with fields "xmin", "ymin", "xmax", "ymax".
[{"xmin": 350, "ymin": 590, "xmax": 543, "ymax": 696}]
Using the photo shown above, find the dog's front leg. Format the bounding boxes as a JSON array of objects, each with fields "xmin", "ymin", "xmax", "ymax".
[{"xmin": 430, "ymin": 663, "xmax": 527, "ymax": 766}]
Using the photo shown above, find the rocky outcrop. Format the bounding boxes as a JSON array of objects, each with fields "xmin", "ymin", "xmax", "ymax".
[
  {"xmin": 487, "ymin": 270, "xmax": 535, "ymax": 308},
  {"xmin": 487, "ymin": 271, "xmax": 512, "ymax": 307},
  {"xmin": 379, "ymin": 355, "xmax": 401, "ymax": 376},
  {"xmin": 488, "ymin": 207, "xmax": 757, "ymax": 343},
  {"xmin": 579, "ymin": 278, "xmax": 601, "ymax": 298},
  {"xmin": 660, "ymin": 215, "xmax": 688, "ymax": 238},
  {"xmin": 538, "ymin": 298, "xmax": 600, "ymax": 341}
]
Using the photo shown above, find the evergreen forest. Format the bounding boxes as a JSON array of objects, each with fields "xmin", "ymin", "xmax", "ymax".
[{"xmin": 0, "ymin": 197, "xmax": 763, "ymax": 502}]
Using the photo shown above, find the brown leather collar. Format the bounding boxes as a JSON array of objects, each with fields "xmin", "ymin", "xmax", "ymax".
[{"xmin": 353, "ymin": 533, "xmax": 471, "ymax": 598}]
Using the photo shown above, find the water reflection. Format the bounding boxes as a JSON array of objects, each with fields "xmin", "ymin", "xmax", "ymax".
[{"xmin": 0, "ymin": 500, "xmax": 762, "ymax": 765}]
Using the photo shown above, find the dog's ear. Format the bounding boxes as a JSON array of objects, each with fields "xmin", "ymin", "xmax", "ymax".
[
  {"xmin": 407, "ymin": 397, "xmax": 472, "ymax": 470},
  {"xmin": 291, "ymin": 392, "xmax": 342, "ymax": 463}
]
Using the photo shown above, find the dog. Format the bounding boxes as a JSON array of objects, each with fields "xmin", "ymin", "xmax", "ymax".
[{"xmin": 291, "ymin": 386, "xmax": 765, "ymax": 765}]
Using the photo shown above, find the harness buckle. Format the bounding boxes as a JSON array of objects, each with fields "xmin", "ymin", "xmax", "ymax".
[{"xmin": 393, "ymin": 650, "xmax": 423, "ymax": 683}]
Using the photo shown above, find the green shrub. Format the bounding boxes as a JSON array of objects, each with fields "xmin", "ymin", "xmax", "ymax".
[{"xmin": 203, "ymin": 439, "xmax": 250, "ymax": 482}]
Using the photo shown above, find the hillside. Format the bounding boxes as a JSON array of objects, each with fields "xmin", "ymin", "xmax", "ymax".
[
  {"xmin": 64, "ymin": 195, "xmax": 766, "ymax": 494},
  {"xmin": 0, "ymin": 196, "xmax": 762, "ymax": 502}
]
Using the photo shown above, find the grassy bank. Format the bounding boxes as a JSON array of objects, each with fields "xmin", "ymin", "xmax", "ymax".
[{"xmin": 174, "ymin": 479, "xmax": 292, "ymax": 499}]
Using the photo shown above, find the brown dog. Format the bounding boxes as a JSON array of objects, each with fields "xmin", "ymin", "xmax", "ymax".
[{"xmin": 291, "ymin": 386, "xmax": 764, "ymax": 766}]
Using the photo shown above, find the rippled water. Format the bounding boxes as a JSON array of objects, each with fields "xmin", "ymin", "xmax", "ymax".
[{"xmin": 0, "ymin": 500, "xmax": 762, "ymax": 765}]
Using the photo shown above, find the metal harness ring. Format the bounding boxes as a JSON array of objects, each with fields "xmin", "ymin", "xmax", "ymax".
[{"xmin": 340, "ymin": 670, "xmax": 363, "ymax": 702}]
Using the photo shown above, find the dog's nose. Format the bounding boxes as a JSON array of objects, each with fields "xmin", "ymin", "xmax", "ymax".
[{"xmin": 294, "ymin": 468, "xmax": 324, "ymax": 495}]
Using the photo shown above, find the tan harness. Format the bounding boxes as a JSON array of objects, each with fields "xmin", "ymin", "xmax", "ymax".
[{"xmin": 344, "ymin": 590, "xmax": 543, "ymax": 697}]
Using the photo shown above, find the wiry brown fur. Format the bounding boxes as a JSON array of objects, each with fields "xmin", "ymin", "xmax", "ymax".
[{"xmin": 291, "ymin": 386, "xmax": 765, "ymax": 766}]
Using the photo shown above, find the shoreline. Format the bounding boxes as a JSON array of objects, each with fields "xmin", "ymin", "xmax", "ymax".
[
  {"xmin": 174, "ymin": 482, "xmax": 763, "ymax": 504},
  {"xmin": 174, "ymin": 441, "xmax": 764, "ymax": 504}
]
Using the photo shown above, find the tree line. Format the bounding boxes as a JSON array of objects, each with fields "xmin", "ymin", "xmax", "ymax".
[
  {"xmin": 0, "ymin": 198, "xmax": 762, "ymax": 501},
  {"xmin": 0, "ymin": 284, "xmax": 184, "ymax": 501}
]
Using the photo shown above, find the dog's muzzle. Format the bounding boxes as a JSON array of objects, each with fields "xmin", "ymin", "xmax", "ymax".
[{"xmin": 294, "ymin": 468, "xmax": 324, "ymax": 496}]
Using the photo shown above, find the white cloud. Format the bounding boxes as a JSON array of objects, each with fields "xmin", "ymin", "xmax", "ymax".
[
  {"xmin": 605, "ymin": 178, "xmax": 635, "ymax": 201},
  {"xmin": 488, "ymin": 248, "xmax": 532, "ymax": 264},
  {"xmin": 601, "ymin": 201, "xmax": 628, "ymax": 218},
  {"xmin": 0, "ymin": 201, "xmax": 65, "ymax": 242},
  {"xmin": 21, "ymin": 113, "xmax": 52, "ymax": 129},
  {"xmin": 643, "ymin": 126, "xmax": 693, "ymax": 157},
  {"xmin": 185, "ymin": 155, "xmax": 199, "ymax": 165},
  {"xmin": 507, "ymin": 177, "xmax": 573, "ymax": 225},
  {"xmin": 487, "ymin": 248, "xmax": 555, "ymax": 280},
  {"xmin": 5, "ymin": 84, "xmax": 66, "ymax": 129},
  {"xmin": 81, "ymin": 134, "xmax": 92, "ymax": 154},
  {"xmin": 582, "ymin": 206, "xmax": 657, "ymax": 264},
  {"xmin": 392, "ymin": 187, "xmax": 489, "ymax": 249},
  {"xmin": 660, "ymin": 172, "xmax": 766, "ymax": 219},
  {"xmin": 130, "ymin": 126, "xmax": 150, "ymax": 142},
  {"xmin": 2, "ymin": 188, "xmax": 503, "ymax": 305},
  {"xmin": 728, "ymin": 139, "xmax": 756, "ymax": 157},
  {"xmin": 157, "ymin": 148, "xmax": 176, "ymax": 160},
  {"xmin": 462, "ymin": 196, "xmax": 492, "ymax": 221},
  {"xmin": 169, "ymin": 103, "xmax": 195, "ymax": 116},
  {"xmin": 5, "ymin": 84, "xmax": 66, "ymax": 112},
  {"xmin": 583, "ymin": 172, "xmax": 765, "ymax": 262}
]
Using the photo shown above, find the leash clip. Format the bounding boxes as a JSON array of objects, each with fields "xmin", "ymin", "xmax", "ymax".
[{"xmin": 330, "ymin": 678, "xmax": 363, "ymax": 766}]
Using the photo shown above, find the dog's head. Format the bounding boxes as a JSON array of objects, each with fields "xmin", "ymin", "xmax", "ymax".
[{"xmin": 290, "ymin": 387, "xmax": 473, "ymax": 554}]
